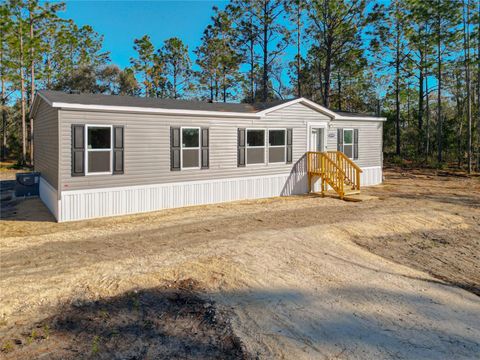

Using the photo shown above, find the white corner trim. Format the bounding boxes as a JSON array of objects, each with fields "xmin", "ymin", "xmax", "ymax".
[{"xmin": 51, "ymin": 102, "xmax": 261, "ymax": 119}]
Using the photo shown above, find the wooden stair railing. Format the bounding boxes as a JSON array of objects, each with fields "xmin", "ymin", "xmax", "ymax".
[{"xmin": 307, "ymin": 151, "xmax": 363, "ymax": 199}]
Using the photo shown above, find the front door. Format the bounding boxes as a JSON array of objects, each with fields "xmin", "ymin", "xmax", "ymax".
[{"xmin": 310, "ymin": 128, "xmax": 324, "ymax": 152}]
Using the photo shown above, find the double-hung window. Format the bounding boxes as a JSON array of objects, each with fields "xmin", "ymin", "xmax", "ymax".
[
  {"xmin": 246, "ymin": 129, "xmax": 265, "ymax": 165},
  {"xmin": 86, "ymin": 125, "xmax": 112, "ymax": 174},
  {"xmin": 268, "ymin": 129, "xmax": 286, "ymax": 163},
  {"xmin": 181, "ymin": 127, "xmax": 200, "ymax": 169},
  {"xmin": 343, "ymin": 129, "xmax": 354, "ymax": 158}
]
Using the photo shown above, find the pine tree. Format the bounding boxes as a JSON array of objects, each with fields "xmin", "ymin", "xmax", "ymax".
[
  {"xmin": 130, "ymin": 35, "xmax": 155, "ymax": 97},
  {"xmin": 162, "ymin": 37, "xmax": 192, "ymax": 99}
]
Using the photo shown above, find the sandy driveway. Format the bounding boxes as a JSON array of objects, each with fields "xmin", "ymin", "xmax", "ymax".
[{"xmin": 1, "ymin": 169, "xmax": 479, "ymax": 358}]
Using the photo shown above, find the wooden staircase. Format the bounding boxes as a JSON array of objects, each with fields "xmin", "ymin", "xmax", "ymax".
[{"xmin": 307, "ymin": 151, "xmax": 363, "ymax": 199}]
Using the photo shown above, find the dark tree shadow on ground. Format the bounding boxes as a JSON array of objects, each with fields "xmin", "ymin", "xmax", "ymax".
[{"xmin": 2, "ymin": 279, "xmax": 250, "ymax": 360}]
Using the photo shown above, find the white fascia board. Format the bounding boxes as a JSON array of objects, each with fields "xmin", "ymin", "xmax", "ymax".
[
  {"xmin": 51, "ymin": 102, "xmax": 261, "ymax": 118},
  {"xmin": 334, "ymin": 116, "xmax": 387, "ymax": 122}
]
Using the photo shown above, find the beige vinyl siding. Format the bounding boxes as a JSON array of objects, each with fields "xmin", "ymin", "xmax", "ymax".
[
  {"xmin": 34, "ymin": 99, "xmax": 59, "ymax": 189},
  {"xmin": 58, "ymin": 103, "xmax": 329, "ymax": 191},
  {"xmin": 328, "ymin": 120, "xmax": 383, "ymax": 168}
]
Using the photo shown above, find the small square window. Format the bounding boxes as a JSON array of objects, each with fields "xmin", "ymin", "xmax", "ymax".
[
  {"xmin": 182, "ymin": 128, "xmax": 199, "ymax": 148},
  {"xmin": 247, "ymin": 130, "xmax": 265, "ymax": 147},
  {"xmin": 88, "ymin": 151, "xmax": 111, "ymax": 173},
  {"xmin": 269, "ymin": 130, "xmax": 285, "ymax": 146},
  {"xmin": 344, "ymin": 129, "xmax": 353, "ymax": 145},
  {"xmin": 88, "ymin": 127, "xmax": 111, "ymax": 149}
]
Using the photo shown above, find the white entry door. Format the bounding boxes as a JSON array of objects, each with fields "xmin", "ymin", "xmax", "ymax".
[
  {"xmin": 310, "ymin": 128, "xmax": 325, "ymax": 152},
  {"xmin": 309, "ymin": 127, "xmax": 325, "ymax": 192}
]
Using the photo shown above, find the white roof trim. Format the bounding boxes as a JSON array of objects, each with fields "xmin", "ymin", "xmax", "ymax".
[{"xmin": 50, "ymin": 102, "xmax": 261, "ymax": 118}]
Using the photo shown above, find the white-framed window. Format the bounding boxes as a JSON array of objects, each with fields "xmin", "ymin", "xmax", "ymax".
[
  {"xmin": 343, "ymin": 128, "xmax": 354, "ymax": 158},
  {"xmin": 181, "ymin": 127, "xmax": 201, "ymax": 169},
  {"xmin": 85, "ymin": 125, "xmax": 112, "ymax": 175},
  {"xmin": 246, "ymin": 129, "xmax": 266, "ymax": 165},
  {"xmin": 268, "ymin": 129, "xmax": 286, "ymax": 163}
]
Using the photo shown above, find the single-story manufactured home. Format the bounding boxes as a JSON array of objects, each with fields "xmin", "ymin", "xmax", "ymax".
[{"xmin": 30, "ymin": 90, "xmax": 386, "ymax": 222}]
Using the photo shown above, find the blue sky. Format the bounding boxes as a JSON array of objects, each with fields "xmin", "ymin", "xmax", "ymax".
[{"xmin": 57, "ymin": 0, "xmax": 230, "ymax": 69}]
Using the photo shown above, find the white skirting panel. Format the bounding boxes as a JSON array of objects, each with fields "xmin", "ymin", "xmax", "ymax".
[
  {"xmin": 360, "ymin": 166, "xmax": 383, "ymax": 186},
  {"xmin": 39, "ymin": 177, "xmax": 59, "ymax": 221},
  {"xmin": 59, "ymin": 172, "xmax": 308, "ymax": 222}
]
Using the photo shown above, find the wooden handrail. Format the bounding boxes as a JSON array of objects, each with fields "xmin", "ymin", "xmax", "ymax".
[{"xmin": 307, "ymin": 151, "xmax": 362, "ymax": 198}]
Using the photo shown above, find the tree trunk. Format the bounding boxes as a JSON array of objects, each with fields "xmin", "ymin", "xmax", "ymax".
[
  {"xmin": 1, "ymin": 31, "xmax": 6, "ymax": 161},
  {"xmin": 262, "ymin": 1, "xmax": 268, "ymax": 102},
  {"xmin": 395, "ymin": 29, "xmax": 401, "ymax": 156},
  {"xmin": 477, "ymin": 0, "xmax": 480, "ymax": 170},
  {"xmin": 173, "ymin": 66, "xmax": 177, "ymax": 99},
  {"xmin": 418, "ymin": 49, "xmax": 424, "ymax": 155},
  {"xmin": 323, "ymin": 43, "xmax": 332, "ymax": 108},
  {"xmin": 464, "ymin": 0, "xmax": 472, "ymax": 173},
  {"xmin": 29, "ymin": 9, "xmax": 35, "ymax": 107},
  {"xmin": 250, "ymin": 41, "xmax": 255, "ymax": 102},
  {"xmin": 1, "ymin": 97, "xmax": 6, "ymax": 161},
  {"xmin": 209, "ymin": 77, "xmax": 214, "ymax": 102},
  {"xmin": 425, "ymin": 75, "xmax": 430, "ymax": 160},
  {"xmin": 19, "ymin": 15, "xmax": 27, "ymax": 165},
  {"xmin": 296, "ymin": 2, "xmax": 301, "ymax": 97},
  {"xmin": 418, "ymin": 52, "xmax": 424, "ymax": 130},
  {"xmin": 437, "ymin": 5, "xmax": 443, "ymax": 163},
  {"xmin": 337, "ymin": 72, "xmax": 342, "ymax": 111},
  {"xmin": 222, "ymin": 69, "xmax": 227, "ymax": 102}
]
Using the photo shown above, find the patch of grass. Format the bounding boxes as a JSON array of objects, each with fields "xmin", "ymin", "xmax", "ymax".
[
  {"xmin": 130, "ymin": 292, "xmax": 141, "ymax": 311},
  {"xmin": 26, "ymin": 329, "xmax": 38, "ymax": 345},
  {"xmin": 1, "ymin": 340, "xmax": 14, "ymax": 353},
  {"xmin": 99, "ymin": 309, "xmax": 109, "ymax": 320},
  {"xmin": 43, "ymin": 324, "xmax": 50, "ymax": 339},
  {"xmin": 91, "ymin": 335, "xmax": 101, "ymax": 355}
]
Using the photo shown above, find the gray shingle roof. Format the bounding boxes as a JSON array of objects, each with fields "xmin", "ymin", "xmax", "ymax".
[
  {"xmin": 38, "ymin": 90, "xmax": 295, "ymax": 113},
  {"xmin": 333, "ymin": 110, "xmax": 379, "ymax": 118}
]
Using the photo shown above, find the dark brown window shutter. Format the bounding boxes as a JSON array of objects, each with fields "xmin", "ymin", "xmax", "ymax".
[
  {"xmin": 170, "ymin": 127, "xmax": 181, "ymax": 171},
  {"xmin": 113, "ymin": 126, "xmax": 124, "ymax": 174},
  {"xmin": 238, "ymin": 128, "xmax": 246, "ymax": 167},
  {"xmin": 71, "ymin": 124, "xmax": 85, "ymax": 176},
  {"xmin": 201, "ymin": 128, "xmax": 209, "ymax": 169},
  {"xmin": 286, "ymin": 128, "xmax": 293, "ymax": 164},
  {"xmin": 353, "ymin": 128, "xmax": 359, "ymax": 160},
  {"xmin": 337, "ymin": 128, "xmax": 343, "ymax": 152}
]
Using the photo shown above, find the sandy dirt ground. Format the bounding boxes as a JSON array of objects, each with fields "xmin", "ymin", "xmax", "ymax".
[{"xmin": 0, "ymin": 169, "xmax": 479, "ymax": 359}]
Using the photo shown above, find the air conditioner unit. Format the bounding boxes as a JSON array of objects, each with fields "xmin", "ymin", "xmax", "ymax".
[{"xmin": 15, "ymin": 172, "xmax": 40, "ymax": 197}]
